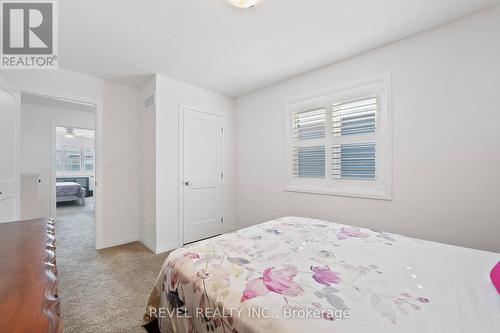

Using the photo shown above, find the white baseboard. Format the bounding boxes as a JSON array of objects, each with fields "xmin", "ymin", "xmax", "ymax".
[
  {"xmin": 140, "ymin": 237, "xmax": 157, "ymax": 253},
  {"xmin": 223, "ymin": 224, "xmax": 237, "ymax": 233},
  {"xmin": 155, "ymin": 240, "xmax": 180, "ymax": 254},
  {"xmin": 139, "ymin": 237, "xmax": 178, "ymax": 255},
  {"xmin": 98, "ymin": 233, "xmax": 139, "ymax": 249}
]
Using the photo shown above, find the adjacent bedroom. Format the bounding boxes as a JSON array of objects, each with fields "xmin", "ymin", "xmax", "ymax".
[
  {"xmin": 55, "ymin": 126, "xmax": 96, "ymax": 246},
  {"xmin": 0, "ymin": 1, "xmax": 499, "ymax": 333}
]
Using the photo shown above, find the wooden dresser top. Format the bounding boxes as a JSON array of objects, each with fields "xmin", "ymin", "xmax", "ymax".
[{"xmin": 0, "ymin": 218, "xmax": 61, "ymax": 333}]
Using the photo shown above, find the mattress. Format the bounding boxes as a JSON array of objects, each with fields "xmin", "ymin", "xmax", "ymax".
[
  {"xmin": 56, "ymin": 182, "xmax": 84, "ymax": 197},
  {"xmin": 143, "ymin": 217, "xmax": 500, "ymax": 333}
]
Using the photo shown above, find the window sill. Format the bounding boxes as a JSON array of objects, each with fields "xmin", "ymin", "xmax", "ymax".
[{"xmin": 285, "ymin": 185, "xmax": 392, "ymax": 201}]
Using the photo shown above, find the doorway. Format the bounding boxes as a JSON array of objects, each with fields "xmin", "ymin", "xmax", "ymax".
[
  {"xmin": 18, "ymin": 91, "xmax": 103, "ymax": 249},
  {"xmin": 54, "ymin": 126, "xmax": 96, "ymax": 244},
  {"xmin": 180, "ymin": 107, "xmax": 223, "ymax": 244}
]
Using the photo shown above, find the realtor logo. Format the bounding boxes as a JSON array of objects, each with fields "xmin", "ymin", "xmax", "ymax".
[{"xmin": 1, "ymin": 0, "xmax": 58, "ymax": 69}]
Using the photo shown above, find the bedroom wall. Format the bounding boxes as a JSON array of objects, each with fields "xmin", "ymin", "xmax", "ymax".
[
  {"xmin": 20, "ymin": 103, "xmax": 95, "ymax": 218},
  {"xmin": 234, "ymin": 7, "xmax": 500, "ymax": 252},
  {"xmin": 0, "ymin": 69, "xmax": 141, "ymax": 249},
  {"xmin": 138, "ymin": 76, "xmax": 157, "ymax": 251},
  {"xmin": 151, "ymin": 74, "xmax": 236, "ymax": 253}
]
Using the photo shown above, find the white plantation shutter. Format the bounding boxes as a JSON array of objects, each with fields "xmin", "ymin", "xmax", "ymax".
[
  {"xmin": 332, "ymin": 143, "xmax": 376, "ymax": 180},
  {"xmin": 332, "ymin": 96, "xmax": 377, "ymax": 136},
  {"xmin": 292, "ymin": 108, "xmax": 325, "ymax": 140},
  {"xmin": 293, "ymin": 146, "xmax": 325, "ymax": 178},
  {"xmin": 331, "ymin": 96, "xmax": 378, "ymax": 180},
  {"xmin": 286, "ymin": 76, "xmax": 392, "ymax": 200},
  {"xmin": 292, "ymin": 109, "xmax": 326, "ymax": 178}
]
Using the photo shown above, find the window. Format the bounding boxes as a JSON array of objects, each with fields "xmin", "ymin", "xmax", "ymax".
[
  {"xmin": 331, "ymin": 96, "xmax": 377, "ymax": 181},
  {"xmin": 285, "ymin": 75, "xmax": 392, "ymax": 200},
  {"xmin": 56, "ymin": 145, "xmax": 95, "ymax": 174},
  {"xmin": 62, "ymin": 146, "xmax": 82, "ymax": 172},
  {"xmin": 56, "ymin": 147, "xmax": 64, "ymax": 172},
  {"xmin": 84, "ymin": 147, "xmax": 94, "ymax": 172},
  {"xmin": 292, "ymin": 108, "xmax": 326, "ymax": 178}
]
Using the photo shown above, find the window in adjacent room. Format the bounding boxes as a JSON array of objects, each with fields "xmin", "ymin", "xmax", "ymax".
[
  {"xmin": 285, "ymin": 74, "xmax": 392, "ymax": 200},
  {"xmin": 63, "ymin": 146, "xmax": 83, "ymax": 172},
  {"xmin": 55, "ymin": 147, "xmax": 64, "ymax": 172},
  {"xmin": 83, "ymin": 147, "xmax": 94, "ymax": 172},
  {"xmin": 55, "ymin": 145, "xmax": 95, "ymax": 174}
]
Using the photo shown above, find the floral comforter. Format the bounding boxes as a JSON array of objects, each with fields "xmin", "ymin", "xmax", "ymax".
[{"xmin": 143, "ymin": 217, "xmax": 500, "ymax": 333}]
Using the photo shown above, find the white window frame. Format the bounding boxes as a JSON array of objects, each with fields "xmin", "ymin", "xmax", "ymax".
[
  {"xmin": 83, "ymin": 147, "xmax": 95, "ymax": 172},
  {"xmin": 284, "ymin": 73, "xmax": 392, "ymax": 200},
  {"xmin": 56, "ymin": 145, "xmax": 95, "ymax": 175}
]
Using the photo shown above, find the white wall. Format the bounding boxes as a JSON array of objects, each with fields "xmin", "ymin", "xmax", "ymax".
[
  {"xmin": 140, "ymin": 74, "xmax": 235, "ymax": 253},
  {"xmin": 0, "ymin": 69, "xmax": 141, "ymax": 249},
  {"xmin": 235, "ymin": 7, "xmax": 500, "ymax": 253},
  {"xmin": 138, "ymin": 76, "xmax": 157, "ymax": 251},
  {"xmin": 20, "ymin": 103, "xmax": 95, "ymax": 217}
]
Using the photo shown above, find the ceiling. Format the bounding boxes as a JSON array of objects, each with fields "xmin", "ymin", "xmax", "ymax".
[
  {"xmin": 59, "ymin": 0, "xmax": 500, "ymax": 97},
  {"xmin": 56, "ymin": 127, "xmax": 95, "ymax": 139}
]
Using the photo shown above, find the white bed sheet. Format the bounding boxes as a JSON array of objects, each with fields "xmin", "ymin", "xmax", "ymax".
[{"xmin": 145, "ymin": 217, "xmax": 500, "ymax": 333}]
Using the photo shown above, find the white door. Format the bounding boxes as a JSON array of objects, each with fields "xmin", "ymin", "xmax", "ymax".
[
  {"xmin": 183, "ymin": 108, "xmax": 223, "ymax": 244},
  {"xmin": 0, "ymin": 79, "xmax": 20, "ymax": 223}
]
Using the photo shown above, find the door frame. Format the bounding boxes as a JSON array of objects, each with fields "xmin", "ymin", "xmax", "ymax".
[
  {"xmin": 50, "ymin": 123, "xmax": 96, "ymax": 213},
  {"xmin": 0, "ymin": 76, "xmax": 21, "ymax": 221},
  {"xmin": 178, "ymin": 104, "xmax": 224, "ymax": 246},
  {"xmin": 21, "ymin": 89, "xmax": 104, "ymax": 250}
]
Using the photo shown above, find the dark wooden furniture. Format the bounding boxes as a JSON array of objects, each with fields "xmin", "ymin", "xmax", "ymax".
[{"xmin": 0, "ymin": 218, "xmax": 61, "ymax": 333}]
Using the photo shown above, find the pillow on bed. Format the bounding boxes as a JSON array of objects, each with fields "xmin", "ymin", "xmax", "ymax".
[{"xmin": 491, "ymin": 261, "xmax": 500, "ymax": 294}]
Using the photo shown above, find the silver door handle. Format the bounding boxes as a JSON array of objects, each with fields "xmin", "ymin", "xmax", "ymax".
[{"xmin": 184, "ymin": 181, "xmax": 190, "ymax": 186}]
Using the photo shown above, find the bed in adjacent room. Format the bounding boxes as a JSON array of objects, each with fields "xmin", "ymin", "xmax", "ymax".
[
  {"xmin": 56, "ymin": 182, "xmax": 86, "ymax": 205},
  {"xmin": 143, "ymin": 217, "xmax": 500, "ymax": 333}
]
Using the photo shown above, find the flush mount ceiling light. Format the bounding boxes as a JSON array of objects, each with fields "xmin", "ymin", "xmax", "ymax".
[
  {"xmin": 227, "ymin": 0, "xmax": 258, "ymax": 9},
  {"xmin": 65, "ymin": 128, "xmax": 75, "ymax": 138}
]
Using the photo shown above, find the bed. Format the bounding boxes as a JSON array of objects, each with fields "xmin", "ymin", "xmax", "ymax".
[
  {"xmin": 56, "ymin": 182, "xmax": 85, "ymax": 205},
  {"xmin": 143, "ymin": 216, "xmax": 500, "ymax": 333}
]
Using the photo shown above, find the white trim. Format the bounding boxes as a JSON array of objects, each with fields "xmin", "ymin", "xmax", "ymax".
[
  {"xmin": 284, "ymin": 72, "xmax": 393, "ymax": 200},
  {"xmin": 50, "ymin": 123, "xmax": 56, "ymax": 215},
  {"xmin": 21, "ymin": 89, "xmax": 105, "ymax": 249},
  {"xmin": 139, "ymin": 237, "xmax": 157, "ymax": 253},
  {"xmin": 223, "ymin": 223, "xmax": 237, "ymax": 233},
  {"xmin": 285, "ymin": 185, "xmax": 391, "ymax": 201},
  {"xmin": 99, "ymin": 233, "xmax": 139, "ymax": 249},
  {"xmin": 155, "ymin": 240, "xmax": 180, "ymax": 255},
  {"xmin": 178, "ymin": 104, "xmax": 224, "ymax": 247},
  {"xmin": 141, "ymin": 236, "xmax": 178, "ymax": 255},
  {"xmin": 0, "ymin": 76, "xmax": 21, "ymax": 220}
]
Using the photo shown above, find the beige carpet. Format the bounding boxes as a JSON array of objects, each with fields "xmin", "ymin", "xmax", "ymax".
[{"xmin": 56, "ymin": 198, "xmax": 169, "ymax": 333}]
